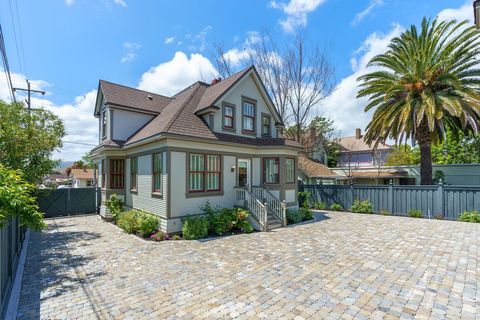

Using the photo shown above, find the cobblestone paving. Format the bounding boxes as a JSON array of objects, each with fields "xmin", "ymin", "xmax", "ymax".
[{"xmin": 16, "ymin": 212, "xmax": 479, "ymax": 319}]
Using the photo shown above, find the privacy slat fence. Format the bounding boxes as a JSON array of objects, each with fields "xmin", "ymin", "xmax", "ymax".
[
  {"xmin": 37, "ymin": 188, "xmax": 101, "ymax": 218},
  {"xmin": 0, "ymin": 217, "xmax": 26, "ymax": 318},
  {"xmin": 300, "ymin": 183, "xmax": 480, "ymax": 220}
]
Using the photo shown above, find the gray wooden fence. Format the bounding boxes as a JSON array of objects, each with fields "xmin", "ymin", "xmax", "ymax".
[
  {"xmin": 0, "ymin": 217, "xmax": 26, "ymax": 318},
  {"xmin": 299, "ymin": 182, "xmax": 480, "ymax": 220},
  {"xmin": 37, "ymin": 188, "xmax": 100, "ymax": 218}
]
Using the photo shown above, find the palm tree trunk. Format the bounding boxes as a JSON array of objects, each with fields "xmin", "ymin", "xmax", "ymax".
[
  {"xmin": 416, "ymin": 119, "xmax": 433, "ymax": 185},
  {"xmin": 419, "ymin": 141, "xmax": 433, "ymax": 185}
]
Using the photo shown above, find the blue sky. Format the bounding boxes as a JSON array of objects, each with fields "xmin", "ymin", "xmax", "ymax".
[{"xmin": 0, "ymin": 0, "xmax": 474, "ymax": 160}]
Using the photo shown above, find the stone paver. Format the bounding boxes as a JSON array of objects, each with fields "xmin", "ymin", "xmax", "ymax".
[{"xmin": 16, "ymin": 212, "xmax": 480, "ymax": 319}]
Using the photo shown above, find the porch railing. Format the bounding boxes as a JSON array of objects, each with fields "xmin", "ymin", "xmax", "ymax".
[
  {"xmin": 252, "ymin": 186, "xmax": 287, "ymax": 227},
  {"xmin": 235, "ymin": 187, "xmax": 268, "ymax": 231}
]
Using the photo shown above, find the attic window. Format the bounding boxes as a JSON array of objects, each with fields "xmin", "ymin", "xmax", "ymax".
[{"xmin": 147, "ymin": 95, "xmax": 153, "ymax": 101}]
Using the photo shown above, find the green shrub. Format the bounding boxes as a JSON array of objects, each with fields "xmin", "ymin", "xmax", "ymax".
[
  {"xmin": 298, "ymin": 191, "xmax": 311, "ymax": 208},
  {"xmin": 287, "ymin": 209, "xmax": 303, "ymax": 224},
  {"xmin": 286, "ymin": 207, "xmax": 313, "ymax": 224},
  {"xmin": 380, "ymin": 209, "xmax": 391, "ymax": 216},
  {"xmin": 351, "ymin": 199, "xmax": 373, "ymax": 214},
  {"xmin": 459, "ymin": 210, "xmax": 480, "ymax": 223},
  {"xmin": 171, "ymin": 234, "xmax": 182, "ymax": 240},
  {"xmin": 182, "ymin": 216, "xmax": 209, "ymax": 240},
  {"xmin": 408, "ymin": 209, "xmax": 422, "ymax": 218},
  {"xmin": 117, "ymin": 210, "xmax": 141, "ymax": 234},
  {"xmin": 312, "ymin": 201, "xmax": 327, "ymax": 210},
  {"xmin": 330, "ymin": 203, "xmax": 342, "ymax": 211},
  {"xmin": 138, "ymin": 213, "xmax": 160, "ymax": 237},
  {"xmin": 210, "ymin": 208, "xmax": 236, "ymax": 235},
  {"xmin": 106, "ymin": 194, "xmax": 124, "ymax": 221},
  {"xmin": 435, "ymin": 214, "xmax": 444, "ymax": 220},
  {"xmin": 238, "ymin": 220, "xmax": 254, "ymax": 233}
]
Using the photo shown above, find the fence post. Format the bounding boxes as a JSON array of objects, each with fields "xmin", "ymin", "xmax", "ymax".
[
  {"xmin": 388, "ymin": 179, "xmax": 394, "ymax": 214},
  {"xmin": 437, "ymin": 179, "xmax": 444, "ymax": 219}
]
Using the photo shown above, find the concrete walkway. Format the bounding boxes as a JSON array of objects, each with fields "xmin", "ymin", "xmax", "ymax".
[{"xmin": 16, "ymin": 212, "xmax": 480, "ymax": 319}]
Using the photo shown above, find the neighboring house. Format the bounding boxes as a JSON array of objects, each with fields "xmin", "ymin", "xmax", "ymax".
[
  {"xmin": 298, "ymin": 154, "xmax": 340, "ymax": 184},
  {"xmin": 70, "ymin": 168, "xmax": 95, "ymax": 188},
  {"xmin": 336, "ymin": 128, "xmax": 392, "ymax": 167},
  {"xmin": 91, "ymin": 66, "xmax": 302, "ymax": 233}
]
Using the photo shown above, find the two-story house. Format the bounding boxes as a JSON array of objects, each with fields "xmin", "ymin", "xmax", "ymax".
[{"xmin": 91, "ymin": 66, "xmax": 302, "ymax": 232}]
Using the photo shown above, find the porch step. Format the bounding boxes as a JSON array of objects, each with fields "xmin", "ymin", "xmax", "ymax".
[{"xmin": 268, "ymin": 222, "xmax": 282, "ymax": 230}]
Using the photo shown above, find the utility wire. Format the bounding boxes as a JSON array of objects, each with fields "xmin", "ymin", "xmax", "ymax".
[
  {"xmin": 13, "ymin": 0, "xmax": 27, "ymax": 75},
  {"xmin": 0, "ymin": 24, "xmax": 16, "ymax": 102},
  {"xmin": 8, "ymin": 0, "xmax": 25, "ymax": 75},
  {"xmin": 63, "ymin": 140, "xmax": 97, "ymax": 147}
]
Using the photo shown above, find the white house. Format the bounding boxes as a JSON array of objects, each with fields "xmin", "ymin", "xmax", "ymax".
[
  {"xmin": 91, "ymin": 66, "xmax": 302, "ymax": 232},
  {"xmin": 69, "ymin": 168, "xmax": 95, "ymax": 188}
]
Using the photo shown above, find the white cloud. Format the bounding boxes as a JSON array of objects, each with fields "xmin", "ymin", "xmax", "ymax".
[
  {"xmin": 113, "ymin": 0, "xmax": 127, "ymax": 7},
  {"xmin": 351, "ymin": 0, "xmax": 384, "ymax": 26},
  {"xmin": 437, "ymin": 0, "xmax": 473, "ymax": 23},
  {"xmin": 65, "ymin": 0, "xmax": 74, "ymax": 6},
  {"xmin": 1, "ymin": 71, "xmax": 98, "ymax": 161},
  {"xmin": 121, "ymin": 42, "xmax": 141, "ymax": 63},
  {"xmin": 137, "ymin": 51, "xmax": 218, "ymax": 96},
  {"xmin": 223, "ymin": 48, "xmax": 250, "ymax": 67},
  {"xmin": 319, "ymin": 24, "xmax": 404, "ymax": 135},
  {"xmin": 164, "ymin": 37, "xmax": 175, "ymax": 44},
  {"xmin": 270, "ymin": 0, "xmax": 327, "ymax": 32}
]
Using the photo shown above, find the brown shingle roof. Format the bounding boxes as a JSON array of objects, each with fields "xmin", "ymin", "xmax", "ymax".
[
  {"xmin": 298, "ymin": 155, "xmax": 339, "ymax": 178},
  {"xmin": 70, "ymin": 168, "xmax": 94, "ymax": 179},
  {"xmin": 100, "ymin": 80, "xmax": 172, "ymax": 114},
  {"xmin": 195, "ymin": 67, "xmax": 252, "ymax": 113},
  {"xmin": 93, "ymin": 66, "xmax": 301, "ymax": 150}
]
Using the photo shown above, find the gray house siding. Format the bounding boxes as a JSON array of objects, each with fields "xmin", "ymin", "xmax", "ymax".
[{"xmin": 125, "ymin": 153, "xmax": 168, "ymax": 218}]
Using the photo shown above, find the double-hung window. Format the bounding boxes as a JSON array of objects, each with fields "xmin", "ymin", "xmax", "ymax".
[
  {"xmin": 242, "ymin": 100, "xmax": 255, "ymax": 133},
  {"xmin": 223, "ymin": 104, "xmax": 234, "ymax": 129},
  {"xmin": 130, "ymin": 157, "xmax": 138, "ymax": 191},
  {"xmin": 101, "ymin": 159, "xmax": 105, "ymax": 188},
  {"xmin": 285, "ymin": 158, "xmax": 295, "ymax": 184},
  {"xmin": 189, "ymin": 154, "xmax": 221, "ymax": 193},
  {"xmin": 152, "ymin": 153, "xmax": 162, "ymax": 193},
  {"xmin": 110, "ymin": 159, "xmax": 124, "ymax": 189},
  {"xmin": 102, "ymin": 109, "xmax": 107, "ymax": 139},
  {"xmin": 261, "ymin": 114, "xmax": 271, "ymax": 137},
  {"xmin": 263, "ymin": 158, "xmax": 279, "ymax": 184}
]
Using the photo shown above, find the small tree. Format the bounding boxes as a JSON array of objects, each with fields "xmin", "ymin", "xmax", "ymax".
[
  {"xmin": 0, "ymin": 101, "xmax": 65, "ymax": 184},
  {"xmin": 0, "ymin": 164, "xmax": 46, "ymax": 230}
]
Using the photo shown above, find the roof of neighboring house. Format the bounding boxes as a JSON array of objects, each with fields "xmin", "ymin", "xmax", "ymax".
[
  {"xmin": 298, "ymin": 154, "xmax": 339, "ymax": 179},
  {"xmin": 93, "ymin": 66, "xmax": 300, "ymax": 150},
  {"xmin": 70, "ymin": 168, "xmax": 94, "ymax": 180},
  {"xmin": 337, "ymin": 129, "xmax": 391, "ymax": 152},
  {"xmin": 351, "ymin": 170, "xmax": 407, "ymax": 179}
]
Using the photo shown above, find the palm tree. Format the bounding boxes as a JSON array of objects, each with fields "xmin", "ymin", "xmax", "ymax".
[{"xmin": 357, "ymin": 18, "xmax": 480, "ymax": 185}]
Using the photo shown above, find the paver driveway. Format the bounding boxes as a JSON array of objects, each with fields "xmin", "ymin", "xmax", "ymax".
[{"xmin": 17, "ymin": 212, "xmax": 479, "ymax": 319}]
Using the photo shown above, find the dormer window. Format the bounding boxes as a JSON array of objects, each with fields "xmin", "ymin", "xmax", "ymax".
[
  {"xmin": 222, "ymin": 103, "xmax": 235, "ymax": 131},
  {"xmin": 242, "ymin": 98, "xmax": 256, "ymax": 134}
]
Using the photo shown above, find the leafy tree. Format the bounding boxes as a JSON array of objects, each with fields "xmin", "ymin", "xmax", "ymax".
[
  {"xmin": 385, "ymin": 144, "xmax": 420, "ymax": 166},
  {"xmin": 357, "ymin": 18, "xmax": 480, "ymax": 184},
  {"xmin": 431, "ymin": 130, "xmax": 480, "ymax": 164},
  {"xmin": 284, "ymin": 115, "xmax": 338, "ymax": 165},
  {"xmin": 0, "ymin": 101, "xmax": 65, "ymax": 184},
  {"xmin": 0, "ymin": 164, "xmax": 46, "ymax": 231}
]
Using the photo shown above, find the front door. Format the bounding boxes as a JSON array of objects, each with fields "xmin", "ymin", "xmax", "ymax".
[{"xmin": 237, "ymin": 159, "xmax": 251, "ymax": 189}]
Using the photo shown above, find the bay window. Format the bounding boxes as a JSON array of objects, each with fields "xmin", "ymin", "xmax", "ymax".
[
  {"xmin": 286, "ymin": 158, "xmax": 295, "ymax": 183},
  {"xmin": 110, "ymin": 159, "xmax": 124, "ymax": 189},
  {"xmin": 263, "ymin": 158, "xmax": 279, "ymax": 184}
]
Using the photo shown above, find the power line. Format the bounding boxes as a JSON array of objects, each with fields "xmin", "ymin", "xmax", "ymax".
[
  {"xmin": 13, "ymin": 79, "xmax": 45, "ymax": 113},
  {"xmin": 0, "ymin": 24, "xmax": 16, "ymax": 103},
  {"xmin": 63, "ymin": 140, "xmax": 97, "ymax": 147},
  {"xmin": 14, "ymin": 0, "xmax": 27, "ymax": 75},
  {"xmin": 8, "ymin": 0, "xmax": 25, "ymax": 75}
]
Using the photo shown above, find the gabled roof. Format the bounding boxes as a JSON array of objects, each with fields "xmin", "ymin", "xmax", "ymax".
[
  {"xmin": 92, "ymin": 66, "xmax": 301, "ymax": 150},
  {"xmin": 298, "ymin": 154, "xmax": 339, "ymax": 179},
  {"xmin": 70, "ymin": 168, "xmax": 94, "ymax": 179},
  {"xmin": 95, "ymin": 80, "xmax": 172, "ymax": 116}
]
